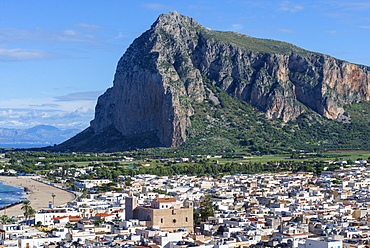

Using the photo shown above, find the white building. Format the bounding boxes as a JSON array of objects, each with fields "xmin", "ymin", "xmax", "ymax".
[
  {"xmin": 301, "ymin": 238, "xmax": 342, "ymax": 248},
  {"xmin": 35, "ymin": 208, "xmax": 80, "ymax": 226},
  {"xmin": 74, "ymin": 179, "xmax": 112, "ymax": 189}
]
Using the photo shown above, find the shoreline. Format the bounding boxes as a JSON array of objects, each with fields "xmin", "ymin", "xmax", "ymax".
[
  {"xmin": 0, "ymin": 200, "xmax": 23, "ymax": 211},
  {"xmin": 0, "ymin": 176, "xmax": 75, "ymax": 217},
  {"xmin": 0, "ymin": 186, "xmax": 32, "ymax": 211}
]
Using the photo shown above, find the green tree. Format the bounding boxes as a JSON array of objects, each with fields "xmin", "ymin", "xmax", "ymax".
[
  {"xmin": 21, "ymin": 200, "xmax": 36, "ymax": 225},
  {"xmin": 0, "ymin": 215, "xmax": 15, "ymax": 224},
  {"xmin": 65, "ymin": 222, "xmax": 74, "ymax": 228},
  {"xmin": 195, "ymin": 194, "xmax": 215, "ymax": 224},
  {"xmin": 125, "ymin": 177, "xmax": 133, "ymax": 186},
  {"xmin": 51, "ymin": 193, "xmax": 56, "ymax": 206},
  {"xmin": 93, "ymin": 219, "xmax": 104, "ymax": 226}
]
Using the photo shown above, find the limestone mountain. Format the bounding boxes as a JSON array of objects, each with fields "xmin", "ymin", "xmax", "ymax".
[{"xmin": 55, "ymin": 11, "xmax": 370, "ymax": 152}]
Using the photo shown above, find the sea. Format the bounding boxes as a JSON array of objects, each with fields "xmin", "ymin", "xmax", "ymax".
[
  {"xmin": 0, "ymin": 144, "xmax": 48, "ymax": 149},
  {"xmin": 0, "ymin": 181, "xmax": 25, "ymax": 209},
  {"xmin": 0, "ymin": 143, "xmax": 39, "ymax": 211}
]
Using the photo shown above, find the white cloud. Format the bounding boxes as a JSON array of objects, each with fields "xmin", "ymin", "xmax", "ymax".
[
  {"xmin": 278, "ymin": 1, "xmax": 304, "ymax": 12},
  {"xmin": 54, "ymin": 91, "xmax": 104, "ymax": 101},
  {"xmin": 357, "ymin": 25, "xmax": 370, "ymax": 29},
  {"xmin": 0, "ymin": 25, "xmax": 113, "ymax": 49},
  {"xmin": 0, "ymin": 106, "xmax": 94, "ymax": 130},
  {"xmin": 0, "ymin": 92, "xmax": 99, "ymax": 127},
  {"xmin": 29, "ymin": 103, "xmax": 60, "ymax": 108},
  {"xmin": 63, "ymin": 30, "xmax": 78, "ymax": 36},
  {"xmin": 0, "ymin": 28, "xmax": 31, "ymax": 42},
  {"xmin": 337, "ymin": 2, "xmax": 370, "ymax": 11},
  {"xmin": 73, "ymin": 23, "xmax": 102, "ymax": 29},
  {"xmin": 1, "ymin": 97, "xmax": 56, "ymax": 109},
  {"xmin": 0, "ymin": 48, "xmax": 60, "ymax": 61},
  {"xmin": 0, "ymin": 120, "xmax": 30, "ymax": 128},
  {"xmin": 55, "ymin": 29, "xmax": 96, "ymax": 43},
  {"xmin": 231, "ymin": 24, "xmax": 244, "ymax": 31}
]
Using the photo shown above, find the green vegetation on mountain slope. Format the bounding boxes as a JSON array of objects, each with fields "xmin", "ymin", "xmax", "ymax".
[
  {"xmin": 49, "ymin": 83, "xmax": 370, "ymax": 155},
  {"xmin": 169, "ymin": 84, "xmax": 370, "ymax": 155}
]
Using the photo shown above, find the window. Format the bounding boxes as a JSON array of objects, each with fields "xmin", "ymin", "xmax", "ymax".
[
  {"xmin": 161, "ymin": 218, "xmax": 163, "ymax": 223},
  {"xmin": 186, "ymin": 217, "xmax": 188, "ymax": 222},
  {"xmin": 172, "ymin": 210, "xmax": 176, "ymax": 215},
  {"xmin": 173, "ymin": 219, "xmax": 177, "ymax": 223}
]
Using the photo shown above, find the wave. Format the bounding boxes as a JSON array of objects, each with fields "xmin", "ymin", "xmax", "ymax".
[{"xmin": 0, "ymin": 182, "xmax": 25, "ymax": 208}]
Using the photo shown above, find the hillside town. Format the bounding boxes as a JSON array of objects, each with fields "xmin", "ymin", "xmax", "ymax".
[{"xmin": 1, "ymin": 160, "xmax": 370, "ymax": 248}]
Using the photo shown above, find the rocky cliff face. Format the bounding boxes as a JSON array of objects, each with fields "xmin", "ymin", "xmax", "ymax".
[{"xmin": 90, "ymin": 11, "xmax": 370, "ymax": 148}]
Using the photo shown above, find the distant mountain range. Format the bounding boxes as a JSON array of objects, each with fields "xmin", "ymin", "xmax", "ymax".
[{"xmin": 0, "ymin": 125, "xmax": 81, "ymax": 148}]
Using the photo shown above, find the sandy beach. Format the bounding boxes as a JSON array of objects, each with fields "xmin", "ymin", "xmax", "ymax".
[{"xmin": 0, "ymin": 176, "xmax": 76, "ymax": 217}]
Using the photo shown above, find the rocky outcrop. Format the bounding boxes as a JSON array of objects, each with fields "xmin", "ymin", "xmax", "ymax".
[
  {"xmin": 89, "ymin": 11, "xmax": 370, "ymax": 148},
  {"xmin": 91, "ymin": 11, "xmax": 207, "ymax": 147}
]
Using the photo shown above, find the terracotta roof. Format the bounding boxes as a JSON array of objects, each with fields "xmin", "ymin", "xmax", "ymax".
[
  {"xmin": 53, "ymin": 216, "xmax": 68, "ymax": 220},
  {"xmin": 69, "ymin": 216, "xmax": 82, "ymax": 222},
  {"xmin": 195, "ymin": 240, "xmax": 205, "ymax": 245},
  {"xmin": 96, "ymin": 213, "xmax": 114, "ymax": 217}
]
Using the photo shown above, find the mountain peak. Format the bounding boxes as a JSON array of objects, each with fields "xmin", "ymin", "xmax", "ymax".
[
  {"xmin": 55, "ymin": 12, "xmax": 370, "ymax": 152},
  {"xmin": 151, "ymin": 11, "xmax": 202, "ymax": 30}
]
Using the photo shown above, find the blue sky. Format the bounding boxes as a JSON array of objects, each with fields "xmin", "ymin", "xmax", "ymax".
[{"xmin": 1, "ymin": 0, "xmax": 370, "ymax": 131}]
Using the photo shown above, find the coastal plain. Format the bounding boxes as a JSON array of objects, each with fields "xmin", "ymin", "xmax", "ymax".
[{"xmin": 0, "ymin": 176, "xmax": 75, "ymax": 218}]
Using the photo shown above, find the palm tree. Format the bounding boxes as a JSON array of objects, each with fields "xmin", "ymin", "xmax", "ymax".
[
  {"xmin": 0, "ymin": 215, "xmax": 14, "ymax": 224},
  {"xmin": 21, "ymin": 200, "xmax": 36, "ymax": 225},
  {"xmin": 28, "ymin": 208, "xmax": 36, "ymax": 222},
  {"xmin": 51, "ymin": 193, "xmax": 56, "ymax": 206},
  {"xmin": 65, "ymin": 222, "xmax": 74, "ymax": 228},
  {"xmin": 21, "ymin": 200, "xmax": 31, "ymax": 218},
  {"xmin": 0, "ymin": 215, "xmax": 8, "ymax": 224}
]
